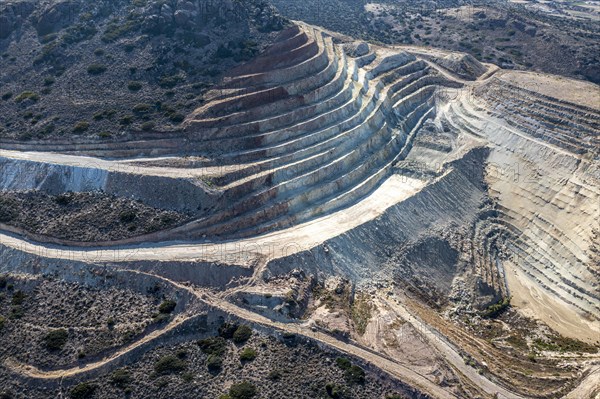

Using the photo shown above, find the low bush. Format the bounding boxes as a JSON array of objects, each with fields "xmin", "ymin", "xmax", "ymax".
[
  {"xmin": 11, "ymin": 290, "xmax": 26, "ymax": 306},
  {"xmin": 154, "ymin": 355, "xmax": 186, "ymax": 375},
  {"xmin": 482, "ymin": 297, "xmax": 511, "ymax": 318},
  {"xmin": 44, "ymin": 328, "xmax": 68, "ymax": 350},
  {"xmin": 158, "ymin": 299, "xmax": 176, "ymax": 314},
  {"xmin": 127, "ymin": 81, "xmax": 143, "ymax": 91},
  {"xmin": 87, "ymin": 64, "xmax": 107, "ymax": 75},
  {"xmin": 14, "ymin": 91, "xmax": 39, "ymax": 103},
  {"xmin": 335, "ymin": 357, "xmax": 365, "ymax": 384},
  {"xmin": 218, "ymin": 322, "xmax": 238, "ymax": 339},
  {"xmin": 206, "ymin": 354, "xmax": 223, "ymax": 371},
  {"xmin": 73, "ymin": 121, "xmax": 90, "ymax": 133},
  {"xmin": 0, "ymin": 315, "xmax": 6, "ymax": 331},
  {"xmin": 111, "ymin": 369, "xmax": 131, "ymax": 388},
  {"xmin": 133, "ymin": 103, "xmax": 152, "ymax": 113},
  {"xmin": 239, "ymin": 347, "xmax": 256, "ymax": 361},
  {"xmin": 267, "ymin": 369, "xmax": 281, "ymax": 380},
  {"xmin": 198, "ymin": 336, "xmax": 227, "ymax": 356},
  {"xmin": 229, "ymin": 381, "xmax": 257, "ymax": 399},
  {"xmin": 232, "ymin": 325, "xmax": 252, "ymax": 343},
  {"xmin": 70, "ymin": 382, "xmax": 96, "ymax": 399},
  {"xmin": 119, "ymin": 210, "xmax": 137, "ymax": 223},
  {"xmin": 141, "ymin": 121, "xmax": 155, "ymax": 131}
]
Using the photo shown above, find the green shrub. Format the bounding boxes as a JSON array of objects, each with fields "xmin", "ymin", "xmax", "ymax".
[
  {"xmin": 119, "ymin": 115, "xmax": 133, "ymax": 125},
  {"xmin": 1, "ymin": 92, "xmax": 13, "ymax": 100},
  {"xmin": 344, "ymin": 365, "xmax": 365, "ymax": 384},
  {"xmin": 198, "ymin": 336, "xmax": 227, "ymax": 356},
  {"xmin": 229, "ymin": 381, "xmax": 257, "ymax": 399},
  {"xmin": 159, "ymin": 75, "xmax": 183, "ymax": 89},
  {"xmin": 93, "ymin": 48, "xmax": 105, "ymax": 56},
  {"xmin": 219, "ymin": 322, "xmax": 238, "ymax": 339},
  {"xmin": 325, "ymin": 383, "xmax": 345, "ymax": 399},
  {"xmin": 141, "ymin": 122, "xmax": 155, "ymax": 131},
  {"xmin": 239, "ymin": 347, "xmax": 256, "ymax": 361},
  {"xmin": 182, "ymin": 372, "xmax": 194, "ymax": 382},
  {"xmin": 73, "ymin": 121, "xmax": 90, "ymax": 133},
  {"xmin": 0, "ymin": 315, "xmax": 6, "ymax": 331},
  {"xmin": 335, "ymin": 357, "xmax": 351, "ymax": 370},
  {"xmin": 152, "ymin": 313, "xmax": 170, "ymax": 323},
  {"xmin": 63, "ymin": 23, "xmax": 97, "ymax": 45},
  {"xmin": 11, "ymin": 291, "xmax": 26, "ymax": 306},
  {"xmin": 154, "ymin": 355, "xmax": 186, "ymax": 375},
  {"xmin": 133, "ymin": 103, "xmax": 152, "ymax": 113},
  {"xmin": 267, "ymin": 369, "xmax": 281, "ymax": 380},
  {"xmin": 206, "ymin": 354, "xmax": 223, "ymax": 371},
  {"xmin": 55, "ymin": 194, "xmax": 72, "ymax": 206},
  {"xmin": 9, "ymin": 305, "xmax": 24, "ymax": 319},
  {"xmin": 482, "ymin": 297, "xmax": 511, "ymax": 318},
  {"xmin": 232, "ymin": 325, "xmax": 252, "ymax": 343},
  {"xmin": 14, "ymin": 91, "xmax": 39, "ymax": 103},
  {"xmin": 158, "ymin": 299, "xmax": 176, "ymax": 314},
  {"xmin": 87, "ymin": 64, "xmax": 107, "ymax": 75},
  {"xmin": 336, "ymin": 357, "xmax": 365, "ymax": 384},
  {"xmin": 102, "ymin": 20, "xmax": 140, "ymax": 43},
  {"xmin": 127, "ymin": 81, "xmax": 143, "ymax": 91},
  {"xmin": 168, "ymin": 113, "xmax": 185, "ymax": 123},
  {"xmin": 43, "ymin": 77, "xmax": 55, "ymax": 86},
  {"xmin": 44, "ymin": 329, "xmax": 68, "ymax": 350},
  {"xmin": 70, "ymin": 382, "xmax": 96, "ymax": 399},
  {"xmin": 111, "ymin": 369, "xmax": 131, "ymax": 388},
  {"xmin": 40, "ymin": 33, "xmax": 58, "ymax": 44}
]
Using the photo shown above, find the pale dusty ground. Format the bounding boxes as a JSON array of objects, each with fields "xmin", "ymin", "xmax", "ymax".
[
  {"xmin": 504, "ymin": 261, "xmax": 600, "ymax": 343},
  {"xmin": 564, "ymin": 366, "xmax": 600, "ymax": 399},
  {"xmin": 497, "ymin": 70, "xmax": 600, "ymax": 110}
]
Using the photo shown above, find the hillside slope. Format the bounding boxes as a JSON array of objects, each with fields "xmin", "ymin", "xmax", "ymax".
[{"xmin": 0, "ymin": 0, "xmax": 286, "ymax": 140}]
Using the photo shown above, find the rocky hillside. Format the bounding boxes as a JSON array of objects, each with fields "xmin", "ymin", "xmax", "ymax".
[{"xmin": 0, "ymin": 0, "xmax": 286, "ymax": 140}]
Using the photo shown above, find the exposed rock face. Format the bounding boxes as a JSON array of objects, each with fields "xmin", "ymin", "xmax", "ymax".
[
  {"xmin": 0, "ymin": 1, "xmax": 35, "ymax": 39},
  {"xmin": 34, "ymin": 0, "xmax": 80, "ymax": 35}
]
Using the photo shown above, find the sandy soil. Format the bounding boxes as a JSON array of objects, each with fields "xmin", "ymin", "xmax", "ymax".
[
  {"xmin": 504, "ymin": 261, "xmax": 600, "ymax": 343},
  {"xmin": 498, "ymin": 70, "xmax": 600, "ymax": 110}
]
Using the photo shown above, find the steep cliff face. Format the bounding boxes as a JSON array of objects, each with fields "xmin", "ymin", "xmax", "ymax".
[{"xmin": 0, "ymin": 0, "xmax": 286, "ymax": 140}]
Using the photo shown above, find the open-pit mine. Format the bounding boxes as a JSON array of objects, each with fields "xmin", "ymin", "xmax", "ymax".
[{"xmin": 0, "ymin": 1, "xmax": 598, "ymax": 398}]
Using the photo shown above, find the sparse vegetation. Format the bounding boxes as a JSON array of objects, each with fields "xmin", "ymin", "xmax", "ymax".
[
  {"xmin": 14, "ymin": 91, "xmax": 40, "ymax": 103},
  {"xmin": 350, "ymin": 293, "xmax": 373, "ymax": 335},
  {"xmin": 482, "ymin": 297, "xmax": 511, "ymax": 318}
]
